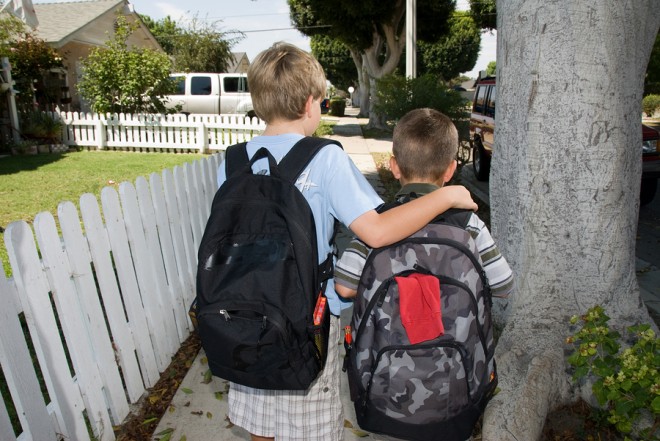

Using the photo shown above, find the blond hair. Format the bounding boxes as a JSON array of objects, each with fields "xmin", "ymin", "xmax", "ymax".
[
  {"xmin": 247, "ymin": 42, "xmax": 326, "ymax": 123},
  {"xmin": 392, "ymin": 108, "xmax": 458, "ymax": 182}
]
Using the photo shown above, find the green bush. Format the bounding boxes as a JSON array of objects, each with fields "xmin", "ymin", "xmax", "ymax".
[
  {"xmin": 375, "ymin": 73, "xmax": 469, "ymax": 126},
  {"xmin": 20, "ymin": 111, "xmax": 63, "ymax": 142},
  {"xmin": 567, "ymin": 305, "xmax": 659, "ymax": 439},
  {"xmin": 329, "ymin": 97, "xmax": 346, "ymax": 117},
  {"xmin": 642, "ymin": 94, "xmax": 660, "ymax": 117}
]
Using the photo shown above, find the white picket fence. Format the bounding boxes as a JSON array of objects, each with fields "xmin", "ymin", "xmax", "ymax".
[
  {"xmin": 0, "ymin": 153, "xmax": 222, "ymax": 441},
  {"xmin": 53, "ymin": 112, "xmax": 266, "ymax": 153}
]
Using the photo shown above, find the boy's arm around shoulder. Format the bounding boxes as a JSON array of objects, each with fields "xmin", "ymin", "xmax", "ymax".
[{"xmin": 350, "ymin": 185, "xmax": 477, "ymax": 248}]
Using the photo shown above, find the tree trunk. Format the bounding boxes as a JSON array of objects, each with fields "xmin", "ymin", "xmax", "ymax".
[
  {"xmin": 350, "ymin": 48, "xmax": 370, "ymax": 117},
  {"xmin": 363, "ymin": 26, "xmax": 405, "ymax": 130},
  {"xmin": 483, "ymin": 1, "xmax": 659, "ymax": 440}
]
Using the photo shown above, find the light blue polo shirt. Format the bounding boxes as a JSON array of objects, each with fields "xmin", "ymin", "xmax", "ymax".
[{"xmin": 216, "ymin": 134, "xmax": 383, "ymax": 315}]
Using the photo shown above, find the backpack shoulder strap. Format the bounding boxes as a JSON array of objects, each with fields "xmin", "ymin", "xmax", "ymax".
[
  {"xmin": 433, "ymin": 208, "xmax": 472, "ymax": 229},
  {"xmin": 376, "ymin": 200, "xmax": 401, "ymax": 214},
  {"xmin": 224, "ymin": 142, "xmax": 249, "ymax": 178},
  {"xmin": 279, "ymin": 137, "xmax": 343, "ymax": 183}
]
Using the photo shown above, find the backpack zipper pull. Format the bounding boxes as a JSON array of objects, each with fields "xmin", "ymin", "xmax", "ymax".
[
  {"xmin": 262, "ymin": 316, "xmax": 267, "ymax": 330},
  {"xmin": 219, "ymin": 309, "xmax": 231, "ymax": 321}
]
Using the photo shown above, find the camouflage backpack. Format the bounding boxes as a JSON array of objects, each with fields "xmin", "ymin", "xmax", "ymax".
[{"xmin": 346, "ymin": 207, "xmax": 498, "ymax": 441}]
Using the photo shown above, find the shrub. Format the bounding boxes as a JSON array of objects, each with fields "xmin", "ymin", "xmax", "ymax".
[
  {"xmin": 642, "ymin": 95, "xmax": 660, "ymax": 117},
  {"xmin": 375, "ymin": 73, "xmax": 469, "ymax": 126},
  {"xmin": 329, "ymin": 97, "xmax": 346, "ymax": 117},
  {"xmin": 20, "ymin": 111, "xmax": 63, "ymax": 142},
  {"xmin": 567, "ymin": 305, "xmax": 659, "ymax": 439}
]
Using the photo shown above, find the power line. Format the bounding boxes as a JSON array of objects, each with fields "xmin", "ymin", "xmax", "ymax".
[{"xmin": 231, "ymin": 25, "xmax": 331, "ymax": 34}]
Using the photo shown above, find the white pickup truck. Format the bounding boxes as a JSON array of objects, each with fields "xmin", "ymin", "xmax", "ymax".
[{"xmin": 165, "ymin": 73, "xmax": 255, "ymax": 116}]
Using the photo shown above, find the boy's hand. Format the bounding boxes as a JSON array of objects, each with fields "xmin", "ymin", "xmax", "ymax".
[{"xmin": 441, "ymin": 185, "xmax": 478, "ymax": 211}]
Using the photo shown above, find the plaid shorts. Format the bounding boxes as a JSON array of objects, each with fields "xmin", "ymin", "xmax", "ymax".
[{"xmin": 228, "ymin": 315, "xmax": 344, "ymax": 441}]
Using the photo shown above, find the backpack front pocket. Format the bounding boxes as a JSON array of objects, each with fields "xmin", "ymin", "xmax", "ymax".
[
  {"xmin": 365, "ymin": 342, "xmax": 471, "ymax": 424},
  {"xmin": 198, "ymin": 302, "xmax": 294, "ymax": 377}
]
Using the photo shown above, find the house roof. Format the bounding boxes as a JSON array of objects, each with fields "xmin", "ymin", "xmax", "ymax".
[
  {"xmin": 33, "ymin": 0, "xmax": 158, "ymax": 49},
  {"xmin": 227, "ymin": 52, "xmax": 247, "ymax": 72}
]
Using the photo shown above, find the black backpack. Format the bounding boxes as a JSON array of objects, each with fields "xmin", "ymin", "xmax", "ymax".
[
  {"xmin": 346, "ymin": 204, "xmax": 497, "ymax": 441},
  {"xmin": 196, "ymin": 137, "xmax": 339, "ymax": 390}
]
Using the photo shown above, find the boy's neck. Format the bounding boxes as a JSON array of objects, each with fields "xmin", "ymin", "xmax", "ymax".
[
  {"xmin": 262, "ymin": 119, "xmax": 306, "ymax": 136},
  {"xmin": 399, "ymin": 178, "xmax": 444, "ymax": 188},
  {"xmin": 396, "ymin": 182, "xmax": 441, "ymax": 198}
]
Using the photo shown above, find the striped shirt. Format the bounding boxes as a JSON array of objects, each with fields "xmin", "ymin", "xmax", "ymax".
[{"xmin": 334, "ymin": 183, "xmax": 514, "ymax": 298}]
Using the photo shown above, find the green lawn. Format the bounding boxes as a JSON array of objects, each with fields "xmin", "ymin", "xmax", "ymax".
[{"xmin": 0, "ymin": 150, "xmax": 205, "ymax": 274}]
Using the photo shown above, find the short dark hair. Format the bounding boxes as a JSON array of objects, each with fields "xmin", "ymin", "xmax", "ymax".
[{"xmin": 392, "ymin": 108, "xmax": 458, "ymax": 182}]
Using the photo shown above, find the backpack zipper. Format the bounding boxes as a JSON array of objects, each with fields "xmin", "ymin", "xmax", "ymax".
[{"xmin": 199, "ymin": 303, "xmax": 291, "ymax": 346}]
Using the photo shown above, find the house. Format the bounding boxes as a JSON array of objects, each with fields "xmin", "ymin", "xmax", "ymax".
[
  {"xmin": 226, "ymin": 52, "xmax": 250, "ymax": 73},
  {"xmin": 33, "ymin": 0, "xmax": 163, "ymax": 111}
]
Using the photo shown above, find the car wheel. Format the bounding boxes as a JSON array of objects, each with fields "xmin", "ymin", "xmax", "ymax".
[
  {"xmin": 472, "ymin": 139, "xmax": 491, "ymax": 181},
  {"xmin": 640, "ymin": 178, "xmax": 657, "ymax": 206}
]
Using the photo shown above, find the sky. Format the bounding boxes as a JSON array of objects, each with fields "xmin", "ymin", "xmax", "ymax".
[{"xmin": 32, "ymin": 0, "xmax": 497, "ymax": 79}]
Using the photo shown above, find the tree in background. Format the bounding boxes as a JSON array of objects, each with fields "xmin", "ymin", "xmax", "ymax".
[
  {"xmin": 468, "ymin": 0, "xmax": 495, "ymax": 31},
  {"xmin": 418, "ymin": 11, "xmax": 481, "ymax": 82},
  {"xmin": 1, "ymin": 15, "xmax": 63, "ymax": 112},
  {"xmin": 8, "ymin": 33, "xmax": 63, "ymax": 112},
  {"xmin": 289, "ymin": 0, "xmax": 457, "ymax": 129},
  {"xmin": 142, "ymin": 13, "xmax": 241, "ymax": 73},
  {"xmin": 77, "ymin": 16, "xmax": 176, "ymax": 114},
  {"xmin": 483, "ymin": 1, "xmax": 659, "ymax": 439},
  {"xmin": 0, "ymin": 14, "xmax": 25, "ymax": 56},
  {"xmin": 140, "ymin": 15, "xmax": 179, "ymax": 54},
  {"xmin": 486, "ymin": 60, "xmax": 496, "ymax": 76},
  {"xmin": 310, "ymin": 34, "xmax": 354, "ymax": 92}
]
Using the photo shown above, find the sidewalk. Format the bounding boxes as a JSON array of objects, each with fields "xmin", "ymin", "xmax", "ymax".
[{"xmin": 152, "ymin": 108, "xmax": 395, "ymax": 441}]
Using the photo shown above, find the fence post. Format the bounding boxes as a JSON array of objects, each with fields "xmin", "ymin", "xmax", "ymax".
[
  {"xmin": 95, "ymin": 119, "xmax": 106, "ymax": 150},
  {"xmin": 197, "ymin": 122, "xmax": 207, "ymax": 154}
]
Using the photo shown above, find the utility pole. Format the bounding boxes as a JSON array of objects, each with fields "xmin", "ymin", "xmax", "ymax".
[{"xmin": 406, "ymin": 0, "xmax": 416, "ymax": 78}]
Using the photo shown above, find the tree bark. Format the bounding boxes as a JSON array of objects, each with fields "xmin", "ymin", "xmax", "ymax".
[{"xmin": 483, "ymin": 1, "xmax": 659, "ymax": 440}]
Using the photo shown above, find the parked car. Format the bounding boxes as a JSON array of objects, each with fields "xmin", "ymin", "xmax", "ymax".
[
  {"xmin": 320, "ymin": 98, "xmax": 330, "ymax": 114},
  {"xmin": 641, "ymin": 124, "xmax": 660, "ymax": 205},
  {"xmin": 165, "ymin": 73, "xmax": 254, "ymax": 116},
  {"xmin": 469, "ymin": 76, "xmax": 660, "ymax": 206}
]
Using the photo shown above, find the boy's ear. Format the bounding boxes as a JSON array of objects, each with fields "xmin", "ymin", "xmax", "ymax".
[
  {"xmin": 442, "ymin": 159, "xmax": 458, "ymax": 183},
  {"xmin": 443, "ymin": 160, "xmax": 458, "ymax": 183},
  {"xmin": 389, "ymin": 156, "xmax": 402, "ymax": 179},
  {"xmin": 304, "ymin": 95, "xmax": 314, "ymax": 118}
]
